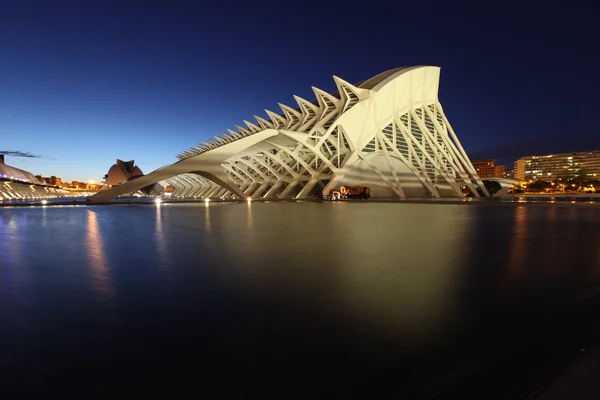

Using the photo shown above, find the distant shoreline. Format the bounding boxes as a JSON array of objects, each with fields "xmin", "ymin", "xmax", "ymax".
[{"xmin": 2, "ymin": 193, "xmax": 600, "ymax": 208}]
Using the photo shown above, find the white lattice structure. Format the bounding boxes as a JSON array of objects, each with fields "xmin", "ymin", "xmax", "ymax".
[{"xmin": 88, "ymin": 66, "xmax": 489, "ymax": 203}]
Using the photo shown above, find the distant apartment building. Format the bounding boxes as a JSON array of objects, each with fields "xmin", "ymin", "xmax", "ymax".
[
  {"xmin": 503, "ymin": 168, "xmax": 514, "ymax": 179},
  {"xmin": 494, "ymin": 165, "xmax": 505, "ymax": 178},
  {"xmin": 514, "ymin": 159, "xmax": 526, "ymax": 180},
  {"xmin": 514, "ymin": 151, "xmax": 600, "ymax": 181},
  {"xmin": 471, "ymin": 159, "xmax": 506, "ymax": 178}
]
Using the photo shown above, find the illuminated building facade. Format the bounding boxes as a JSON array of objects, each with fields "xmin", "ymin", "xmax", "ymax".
[
  {"xmin": 471, "ymin": 159, "xmax": 506, "ymax": 178},
  {"xmin": 502, "ymin": 168, "xmax": 514, "ymax": 179},
  {"xmin": 515, "ymin": 151, "xmax": 600, "ymax": 181},
  {"xmin": 514, "ymin": 159, "xmax": 526, "ymax": 180},
  {"xmin": 472, "ymin": 160, "xmax": 495, "ymax": 178},
  {"xmin": 88, "ymin": 66, "xmax": 489, "ymax": 203}
]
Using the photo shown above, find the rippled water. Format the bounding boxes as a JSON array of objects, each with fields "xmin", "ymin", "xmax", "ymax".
[{"xmin": 1, "ymin": 202, "xmax": 600, "ymax": 398}]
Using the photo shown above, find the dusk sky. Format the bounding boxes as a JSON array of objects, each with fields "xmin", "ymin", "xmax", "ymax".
[{"xmin": 1, "ymin": 0, "xmax": 598, "ymax": 182}]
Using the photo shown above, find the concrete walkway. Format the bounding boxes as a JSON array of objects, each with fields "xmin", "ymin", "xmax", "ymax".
[{"xmin": 535, "ymin": 343, "xmax": 600, "ymax": 399}]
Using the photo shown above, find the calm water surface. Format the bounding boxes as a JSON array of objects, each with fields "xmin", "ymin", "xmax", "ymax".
[{"xmin": 1, "ymin": 202, "xmax": 600, "ymax": 398}]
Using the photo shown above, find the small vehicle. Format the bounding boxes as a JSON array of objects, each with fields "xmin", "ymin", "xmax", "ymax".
[
  {"xmin": 339, "ymin": 186, "xmax": 370, "ymax": 199},
  {"xmin": 328, "ymin": 190, "xmax": 342, "ymax": 200}
]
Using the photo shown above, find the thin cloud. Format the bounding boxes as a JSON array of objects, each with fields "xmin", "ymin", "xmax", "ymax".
[{"xmin": 0, "ymin": 150, "xmax": 56, "ymax": 159}]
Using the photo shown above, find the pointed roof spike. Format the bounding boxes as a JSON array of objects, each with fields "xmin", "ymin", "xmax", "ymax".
[
  {"xmin": 265, "ymin": 109, "xmax": 287, "ymax": 128},
  {"xmin": 293, "ymin": 95, "xmax": 320, "ymax": 114},
  {"xmin": 243, "ymin": 120, "xmax": 261, "ymax": 133},
  {"xmin": 228, "ymin": 129, "xmax": 242, "ymax": 139},
  {"xmin": 235, "ymin": 125, "xmax": 250, "ymax": 135},
  {"xmin": 311, "ymin": 86, "xmax": 341, "ymax": 108},
  {"xmin": 293, "ymin": 95, "xmax": 321, "ymax": 130},
  {"xmin": 278, "ymin": 103, "xmax": 302, "ymax": 129},
  {"xmin": 254, "ymin": 115, "xmax": 273, "ymax": 130},
  {"xmin": 220, "ymin": 132, "xmax": 233, "ymax": 142},
  {"xmin": 278, "ymin": 102, "xmax": 302, "ymax": 117},
  {"xmin": 332, "ymin": 76, "xmax": 370, "ymax": 99}
]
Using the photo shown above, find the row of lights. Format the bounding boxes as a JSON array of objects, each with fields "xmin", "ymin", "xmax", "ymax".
[{"xmin": 154, "ymin": 196, "xmax": 254, "ymax": 206}]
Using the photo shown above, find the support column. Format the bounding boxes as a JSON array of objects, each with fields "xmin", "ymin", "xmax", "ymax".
[
  {"xmin": 278, "ymin": 180, "xmax": 300, "ymax": 199},
  {"xmin": 215, "ymin": 188, "xmax": 228, "ymax": 198},
  {"xmin": 244, "ymin": 183, "xmax": 259, "ymax": 195},
  {"xmin": 199, "ymin": 184, "xmax": 215, "ymax": 198},
  {"xmin": 207, "ymin": 185, "xmax": 223, "ymax": 198},
  {"xmin": 251, "ymin": 182, "xmax": 270, "ymax": 198},
  {"xmin": 263, "ymin": 180, "xmax": 284, "ymax": 198},
  {"xmin": 296, "ymin": 177, "xmax": 319, "ymax": 199},
  {"xmin": 321, "ymin": 151, "xmax": 360, "ymax": 196}
]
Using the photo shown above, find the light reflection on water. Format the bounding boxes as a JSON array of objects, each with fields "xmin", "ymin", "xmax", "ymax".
[
  {"xmin": 507, "ymin": 206, "xmax": 528, "ymax": 281},
  {"xmin": 85, "ymin": 209, "xmax": 114, "ymax": 312},
  {"xmin": 154, "ymin": 203, "xmax": 171, "ymax": 274},
  {"xmin": 1, "ymin": 202, "xmax": 600, "ymax": 397}
]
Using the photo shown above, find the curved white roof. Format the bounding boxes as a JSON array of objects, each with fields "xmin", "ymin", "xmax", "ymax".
[
  {"xmin": 0, "ymin": 163, "xmax": 41, "ymax": 184},
  {"xmin": 89, "ymin": 66, "xmax": 489, "ymax": 203}
]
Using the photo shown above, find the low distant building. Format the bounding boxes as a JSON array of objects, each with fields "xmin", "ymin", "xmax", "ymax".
[
  {"xmin": 503, "ymin": 168, "xmax": 514, "ymax": 179},
  {"xmin": 514, "ymin": 151, "xmax": 600, "ymax": 181},
  {"xmin": 70, "ymin": 181, "xmax": 85, "ymax": 189},
  {"xmin": 47, "ymin": 176, "xmax": 62, "ymax": 186},
  {"xmin": 34, "ymin": 175, "xmax": 62, "ymax": 186},
  {"xmin": 105, "ymin": 159, "xmax": 144, "ymax": 186},
  {"xmin": 471, "ymin": 159, "xmax": 506, "ymax": 178}
]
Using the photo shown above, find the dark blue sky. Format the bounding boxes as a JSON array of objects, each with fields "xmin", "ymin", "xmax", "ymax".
[{"xmin": 1, "ymin": 0, "xmax": 598, "ymax": 181}]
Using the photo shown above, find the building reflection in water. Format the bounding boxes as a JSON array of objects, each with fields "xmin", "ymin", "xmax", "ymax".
[
  {"xmin": 334, "ymin": 204, "xmax": 474, "ymax": 344},
  {"xmin": 86, "ymin": 210, "xmax": 115, "ymax": 314},
  {"xmin": 507, "ymin": 206, "xmax": 528, "ymax": 281},
  {"xmin": 217, "ymin": 203, "xmax": 476, "ymax": 347}
]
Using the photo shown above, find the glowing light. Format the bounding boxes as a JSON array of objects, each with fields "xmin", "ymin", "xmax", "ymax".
[
  {"xmin": 247, "ymin": 197, "xmax": 252, "ymax": 202},
  {"xmin": 154, "ymin": 198, "xmax": 162, "ymax": 205},
  {"xmin": 41, "ymin": 200, "xmax": 48, "ymax": 205}
]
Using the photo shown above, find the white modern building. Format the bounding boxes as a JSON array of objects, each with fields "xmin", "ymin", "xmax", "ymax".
[{"xmin": 88, "ymin": 66, "xmax": 489, "ymax": 203}]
